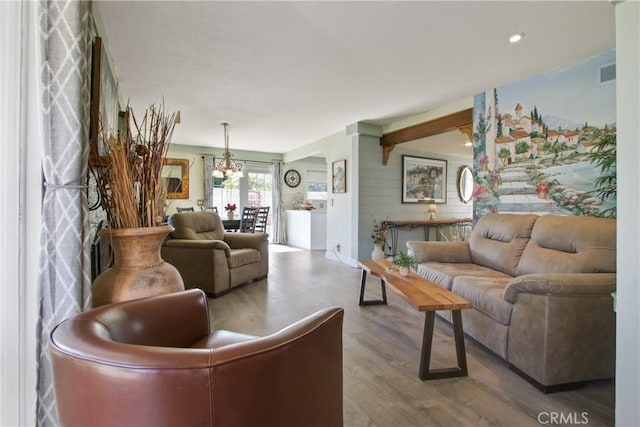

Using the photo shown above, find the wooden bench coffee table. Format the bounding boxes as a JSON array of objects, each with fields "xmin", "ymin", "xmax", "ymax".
[{"xmin": 358, "ymin": 259, "xmax": 472, "ymax": 381}]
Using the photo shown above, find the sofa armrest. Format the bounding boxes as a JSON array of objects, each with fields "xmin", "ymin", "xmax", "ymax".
[
  {"xmin": 164, "ymin": 239, "xmax": 231, "ymax": 254},
  {"xmin": 224, "ymin": 232, "xmax": 268, "ymax": 250},
  {"xmin": 406, "ymin": 241, "xmax": 472, "ymax": 263},
  {"xmin": 504, "ymin": 273, "xmax": 616, "ymax": 304}
]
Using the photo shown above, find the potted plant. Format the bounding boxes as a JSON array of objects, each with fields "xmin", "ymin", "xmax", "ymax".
[
  {"xmin": 224, "ymin": 203, "xmax": 237, "ymax": 220},
  {"xmin": 393, "ymin": 250, "xmax": 418, "ymax": 277},
  {"xmin": 371, "ymin": 219, "xmax": 387, "ymax": 260},
  {"xmin": 89, "ymin": 102, "xmax": 184, "ymax": 307}
]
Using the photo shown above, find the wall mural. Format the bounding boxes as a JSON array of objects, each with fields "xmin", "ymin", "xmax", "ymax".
[{"xmin": 472, "ymin": 49, "xmax": 616, "ymax": 221}]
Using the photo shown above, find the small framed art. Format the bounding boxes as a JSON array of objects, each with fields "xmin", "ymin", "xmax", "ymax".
[
  {"xmin": 332, "ymin": 159, "xmax": 346, "ymax": 193},
  {"xmin": 401, "ymin": 155, "xmax": 447, "ymax": 203}
]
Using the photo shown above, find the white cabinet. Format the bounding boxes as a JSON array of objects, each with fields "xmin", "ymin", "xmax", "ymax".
[{"xmin": 286, "ymin": 210, "xmax": 327, "ymax": 250}]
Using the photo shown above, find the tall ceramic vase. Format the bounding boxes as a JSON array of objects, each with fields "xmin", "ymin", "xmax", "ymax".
[
  {"xmin": 91, "ymin": 225, "xmax": 184, "ymax": 308},
  {"xmin": 371, "ymin": 245, "xmax": 385, "ymax": 261}
]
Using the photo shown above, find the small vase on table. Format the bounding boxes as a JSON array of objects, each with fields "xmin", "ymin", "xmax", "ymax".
[
  {"xmin": 371, "ymin": 245, "xmax": 384, "ymax": 261},
  {"xmin": 227, "ymin": 210, "xmax": 235, "ymax": 220}
]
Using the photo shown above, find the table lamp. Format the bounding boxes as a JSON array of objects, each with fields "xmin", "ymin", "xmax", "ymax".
[{"xmin": 428, "ymin": 204, "xmax": 437, "ymax": 220}]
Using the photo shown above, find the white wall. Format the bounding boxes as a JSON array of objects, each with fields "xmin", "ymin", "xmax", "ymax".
[
  {"xmin": 283, "ymin": 131, "xmax": 354, "ymax": 261},
  {"xmin": 614, "ymin": 1, "xmax": 640, "ymax": 425},
  {"xmin": 283, "ymin": 133, "xmax": 333, "ymax": 163},
  {"xmin": 281, "ymin": 156, "xmax": 328, "ymax": 210},
  {"xmin": 315, "ymin": 135, "xmax": 352, "ymax": 261}
]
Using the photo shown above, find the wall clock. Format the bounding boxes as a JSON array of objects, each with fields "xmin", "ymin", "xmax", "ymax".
[{"xmin": 284, "ymin": 169, "xmax": 301, "ymax": 188}]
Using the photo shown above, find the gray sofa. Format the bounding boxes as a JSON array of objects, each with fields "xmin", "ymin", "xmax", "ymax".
[
  {"xmin": 161, "ymin": 212, "xmax": 269, "ymax": 297},
  {"xmin": 407, "ymin": 213, "xmax": 616, "ymax": 392}
]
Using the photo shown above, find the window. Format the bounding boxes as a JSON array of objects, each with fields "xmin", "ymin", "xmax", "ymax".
[
  {"xmin": 306, "ymin": 170, "xmax": 327, "ymax": 200},
  {"xmin": 210, "ymin": 163, "xmax": 273, "ymax": 234}
]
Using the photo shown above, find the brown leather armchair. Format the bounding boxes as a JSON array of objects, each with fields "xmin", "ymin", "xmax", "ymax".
[
  {"xmin": 161, "ymin": 211, "xmax": 269, "ymax": 296},
  {"xmin": 50, "ymin": 289, "xmax": 344, "ymax": 427}
]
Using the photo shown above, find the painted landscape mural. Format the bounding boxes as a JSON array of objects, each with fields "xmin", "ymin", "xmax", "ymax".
[{"xmin": 472, "ymin": 50, "xmax": 616, "ymax": 220}]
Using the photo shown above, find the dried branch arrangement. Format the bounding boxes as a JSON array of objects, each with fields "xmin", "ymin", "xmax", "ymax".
[{"xmin": 89, "ymin": 103, "xmax": 179, "ymax": 228}]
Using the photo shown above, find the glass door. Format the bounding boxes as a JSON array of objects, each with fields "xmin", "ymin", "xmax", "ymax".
[{"xmin": 211, "ymin": 163, "xmax": 273, "ymax": 234}]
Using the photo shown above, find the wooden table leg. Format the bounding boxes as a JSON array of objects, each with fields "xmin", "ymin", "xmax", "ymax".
[
  {"xmin": 419, "ymin": 310, "xmax": 468, "ymax": 380},
  {"xmin": 358, "ymin": 268, "xmax": 387, "ymax": 306},
  {"xmin": 452, "ymin": 310, "xmax": 468, "ymax": 375}
]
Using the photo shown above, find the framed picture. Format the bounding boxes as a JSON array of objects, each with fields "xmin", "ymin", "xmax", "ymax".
[
  {"xmin": 162, "ymin": 158, "xmax": 189, "ymax": 199},
  {"xmin": 90, "ymin": 36, "xmax": 120, "ymax": 156},
  {"xmin": 402, "ymin": 155, "xmax": 447, "ymax": 204},
  {"xmin": 332, "ymin": 159, "xmax": 347, "ymax": 193}
]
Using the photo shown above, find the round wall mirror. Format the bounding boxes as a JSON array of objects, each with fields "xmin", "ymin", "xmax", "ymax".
[{"xmin": 457, "ymin": 165, "xmax": 473, "ymax": 203}]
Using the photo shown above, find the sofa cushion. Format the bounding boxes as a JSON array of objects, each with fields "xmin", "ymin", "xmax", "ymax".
[
  {"xmin": 516, "ymin": 215, "xmax": 616, "ymax": 276},
  {"xmin": 417, "ymin": 262, "xmax": 512, "ymax": 291},
  {"xmin": 468, "ymin": 213, "xmax": 538, "ymax": 276},
  {"xmin": 228, "ymin": 248, "xmax": 261, "ymax": 269},
  {"xmin": 452, "ymin": 276, "xmax": 514, "ymax": 326},
  {"xmin": 169, "ymin": 212, "xmax": 225, "ymax": 241}
]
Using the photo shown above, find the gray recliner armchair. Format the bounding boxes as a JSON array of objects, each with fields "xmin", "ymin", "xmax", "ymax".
[{"xmin": 161, "ymin": 211, "xmax": 268, "ymax": 296}]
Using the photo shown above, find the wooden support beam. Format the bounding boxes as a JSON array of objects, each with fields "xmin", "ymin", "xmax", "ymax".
[
  {"xmin": 380, "ymin": 108, "xmax": 473, "ymax": 165},
  {"xmin": 457, "ymin": 123, "xmax": 473, "ymax": 144}
]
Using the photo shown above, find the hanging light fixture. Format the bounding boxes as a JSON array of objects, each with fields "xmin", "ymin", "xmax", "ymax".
[{"xmin": 212, "ymin": 122, "xmax": 244, "ymax": 179}]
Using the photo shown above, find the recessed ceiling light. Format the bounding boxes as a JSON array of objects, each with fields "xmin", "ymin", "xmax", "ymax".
[{"xmin": 509, "ymin": 33, "xmax": 524, "ymax": 44}]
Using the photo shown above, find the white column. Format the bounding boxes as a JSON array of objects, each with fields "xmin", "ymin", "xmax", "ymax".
[
  {"xmin": 0, "ymin": 1, "xmax": 41, "ymax": 425},
  {"xmin": 346, "ymin": 122, "xmax": 383, "ymax": 261},
  {"xmin": 614, "ymin": 1, "xmax": 640, "ymax": 425}
]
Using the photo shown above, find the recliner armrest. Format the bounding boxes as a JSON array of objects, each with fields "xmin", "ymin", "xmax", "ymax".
[
  {"xmin": 224, "ymin": 232, "xmax": 268, "ymax": 250},
  {"xmin": 504, "ymin": 273, "xmax": 616, "ymax": 303},
  {"xmin": 164, "ymin": 239, "xmax": 231, "ymax": 252},
  {"xmin": 407, "ymin": 241, "xmax": 472, "ymax": 263}
]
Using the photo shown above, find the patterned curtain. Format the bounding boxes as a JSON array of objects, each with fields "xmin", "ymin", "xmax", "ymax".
[
  {"xmin": 36, "ymin": 1, "xmax": 92, "ymax": 425},
  {"xmin": 271, "ymin": 161, "xmax": 287, "ymax": 244},
  {"xmin": 203, "ymin": 154, "xmax": 215, "ymax": 209}
]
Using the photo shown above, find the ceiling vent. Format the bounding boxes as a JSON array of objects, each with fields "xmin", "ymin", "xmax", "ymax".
[{"xmin": 599, "ymin": 63, "xmax": 616, "ymax": 85}]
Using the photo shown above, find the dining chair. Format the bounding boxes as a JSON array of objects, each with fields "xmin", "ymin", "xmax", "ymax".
[
  {"xmin": 254, "ymin": 206, "xmax": 270, "ymax": 233},
  {"xmin": 204, "ymin": 206, "xmax": 218, "ymax": 214},
  {"xmin": 238, "ymin": 207, "xmax": 258, "ymax": 233},
  {"xmin": 176, "ymin": 207, "xmax": 195, "ymax": 212}
]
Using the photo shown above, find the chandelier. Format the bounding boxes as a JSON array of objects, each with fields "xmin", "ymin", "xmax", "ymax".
[{"xmin": 212, "ymin": 122, "xmax": 244, "ymax": 179}]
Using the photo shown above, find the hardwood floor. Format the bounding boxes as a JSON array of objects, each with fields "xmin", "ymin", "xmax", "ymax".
[{"xmin": 208, "ymin": 245, "xmax": 615, "ymax": 427}]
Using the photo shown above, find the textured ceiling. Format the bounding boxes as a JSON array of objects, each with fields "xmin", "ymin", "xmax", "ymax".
[{"xmin": 95, "ymin": 1, "xmax": 615, "ymax": 154}]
